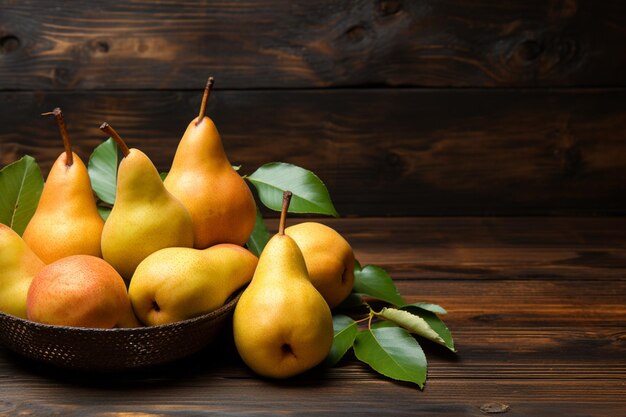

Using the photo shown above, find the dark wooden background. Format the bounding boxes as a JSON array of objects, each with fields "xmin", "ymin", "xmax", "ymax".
[
  {"xmin": 1, "ymin": 0, "xmax": 624, "ymax": 216},
  {"xmin": 1, "ymin": 2, "xmax": 625, "ymax": 416}
]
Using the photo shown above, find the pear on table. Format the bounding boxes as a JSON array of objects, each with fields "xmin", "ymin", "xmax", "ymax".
[
  {"xmin": 233, "ymin": 191, "xmax": 333, "ymax": 379},
  {"xmin": 0, "ymin": 224, "xmax": 45, "ymax": 318},
  {"xmin": 99, "ymin": 123, "xmax": 194, "ymax": 282},
  {"xmin": 129, "ymin": 244, "xmax": 258, "ymax": 326},
  {"xmin": 22, "ymin": 108, "xmax": 104, "ymax": 263},
  {"xmin": 285, "ymin": 222, "xmax": 356, "ymax": 309},
  {"xmin": 164, "ymin": 76, "xmax": 256, "ymax": 249}
]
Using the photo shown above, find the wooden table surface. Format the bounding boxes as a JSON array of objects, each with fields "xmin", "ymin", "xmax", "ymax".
[{"xmin": 0, "ymin": 217, "xmax": 624, "ymax": 416}]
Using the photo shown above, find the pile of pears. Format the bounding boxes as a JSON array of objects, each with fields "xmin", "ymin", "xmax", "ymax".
[{"xmin": 0, "ymin": 77, "xmax": 357, "ymax": 378}]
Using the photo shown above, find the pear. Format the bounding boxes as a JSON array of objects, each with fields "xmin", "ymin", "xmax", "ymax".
[
  {"xmin": 99, "ymin": 123, "xmax": 194, "ymax": 282},
  {"xmin": 285, "ymin": 222, "xmax": 355, "ymax": 309},
  {"xmin": 0, "ymin": 224, "xmax": 45, "ymax": 318},
  {"xmin": 129, "ymin": 243, "xmax": 258, "ymax": 326},
  {"xmin": 164, "ymin": 77, "xmax": 256, "ymax": 249},
  {"xmin": 22, "ymin": 108, "xmax": 104, "ymax": 263},
  {"xmin": 233, "ymin": 191, "xmax": 333, "ymax": 378},
  {"xmin": 27, "ymin": 255, "xmax": 138, "ymax": 328}
]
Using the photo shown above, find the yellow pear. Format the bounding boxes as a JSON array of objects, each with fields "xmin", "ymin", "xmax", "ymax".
[
  {"xmin": 164, "ymin": 77, "xmax": 256, "ymax": 249},
  {"xmin": 233, "ymin": 191, "xmax": 333, "ymax": 378},
  {"xmin": 0, "ymin": 224, "xmax": 45, "ymax": 318},
  {"xmin": 27, "ymin": 255, "xmax": 138, "ymax": 328},
  {"xmin": 129, "ymin": 243, "xmax": 258, "ymax": 326},
  {"xmin": 22, "ymin": 108, "xmax": 104, "ymax": 263},
  {"xmin": 285, "ymin": 222, "xmax": 355, "ymax": 309},
  {"xmin": 99, "ymin": 123, "xmax": 194, "ymax": 282}
]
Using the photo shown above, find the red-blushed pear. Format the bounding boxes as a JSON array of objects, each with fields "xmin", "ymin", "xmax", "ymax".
[
  {"xmin": 164, "ymin": 77, "xmax": 256, "ymax": 249},
  {"xmin": 129, "ymin": 244, "xmax": 258, "ymax": 326},
  {"xmin": 233, "ymin": 192, "xmax": 333, "ymax": 378},
  {"xmin": 99, "ymin": 123, "xmax": 194, "ymax": 282},
  {"xmin": 285, "ymin": 222, "xmax": 355, "ymax": 309},
  {"xmin": 0, "ymin": 224, "xmax": 45, "ymax": 318},
  {"xmin": 22, "ymin": 108, "xmax": 104, "ymax": 263},
  {"xmin": 27, "ymin": 255, "xmax": 139, "ymax": 328}
]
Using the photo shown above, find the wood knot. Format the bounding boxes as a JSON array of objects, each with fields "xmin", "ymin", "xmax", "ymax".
[
  {"xmin": 344, "ymin": 25, "xmax": 368, "ymax": 43},
  {"xmin": 88, "ymin": 39, "xmax": 110, "ymax": 54},
  {"xmin": 96, "ymin": 41, "xmax": 109, "ymax": 53},
  {"xmin": 378, "ymin": 0, "xmax": 402, "ymax": 16},
  {"xmin": 53, "ymin": 67, "xmax": 74, "ymax": 86},
  {"xmin": 480, "ymin": 402, "xmax": 510, "ymax": 414},
  {"xmin": 516, "ymin": 39, "xmax": 543, "ymax": 62},
  {"xmin": 381, "ymin": 151, "xmax": 406, "ymax": 180},
  {"xmin": 0, "ymin": 35, "xmax": 20, "ymax": 54},
  {"xmin": 501, "ymin": 32, "xmax": 581, "ymax": 79}
]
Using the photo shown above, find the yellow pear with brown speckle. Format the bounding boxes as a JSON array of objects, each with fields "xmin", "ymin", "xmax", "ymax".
[
  {"xmin": 164, "ymin": 77, "xmax": 256, "ymax": 249},
  {"xmin": 23, "ymin": 108, "xmax": 103, "ymax": 263},
  {"xmin": 233, "ymin": 192, "xmax": 333, "ymax": 378},
  {"xmin": 129, "ymin": 244, "xmax": 258, "ymax": 326}
]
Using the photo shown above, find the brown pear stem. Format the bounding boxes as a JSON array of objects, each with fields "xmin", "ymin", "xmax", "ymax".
[
  {"xmin": 196, "ymin": 76, "xmax": 214, "ymax": 125},
  {"xmin": 278, "ymin": 191, "xmax": 293, "ymax": 235},
  {"xmin": 42, "ymin": 107, "xmax": 73, "ymax": 166},
  {"xmin": 99, "ymin": 122, "xmax": 130, "ymax": 157}
]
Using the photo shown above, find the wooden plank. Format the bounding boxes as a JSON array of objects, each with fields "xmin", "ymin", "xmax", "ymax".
[
  {"xmin": 0, "ymin": 1, "xmax": 624, "ymax": 89},
  {"xmin": 296, "ymin": 217, "xmax": 626, "ymax": 281},
  {"xmin": 0, "ymin": 278, "xmax": 624, "ymax": 416},
  {"xmin": 0, "ymin": 217, "xmax": 625, "ymax": 416},
  {"xmin": 1, "ymin": 89, "xmax": 625, "ymax": 216}
]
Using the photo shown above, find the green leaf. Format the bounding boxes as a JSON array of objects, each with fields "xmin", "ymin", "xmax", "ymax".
[
  {"xmin": 159, "ymin": 172, "xmax": 168, "ymax": 181},
  {"xmin": 247, "ymin": 162, "xmax": 338, "ymax": 216},
  {"xmin": 403, "ymin": 302, "xmax": 447, "ymax": 315},
  {"xmin": 379, "ymin": 307, "xmax": 446, "ymax": 346},
  {"xmin": 88, "ymin": 138, "xmax": 118, "ymax": 205},
  {"xmin": 354, "ymin": 326, "xmax": 427, "ymax": 388},
  {"xmin": 353, "ymin": 261, "xmax": 405, "ymax": 307},
  {"xmin": 97, "ymin": 206, "xmax": 112, "ymax": 221},
  {"xmin": 232, "ymin": 165, "xmax": 241, "ymax": 171},
  {"xmin": 0, "ymin": 156, "xmax": 44, "ymax": 235},
  {"xmin": 326, "ymin": 315, "xmax": 358, "ymax": 366},
  {"xmin": 245, "ymin": 206, "xmax": 270, "ymax": 256},
  {"xmin": 401, "ymin": 306, "xmax": 455, "ymax": 352}
]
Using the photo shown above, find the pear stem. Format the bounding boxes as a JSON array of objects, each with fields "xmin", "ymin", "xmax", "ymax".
[
  {"xmin": 42, "ymin": 107, "xmax": 73, "ymax": 166},
  {"xmin": 196, "ymin": 76, "xmax": 214, "ymax": 125},
  {"xmin": 278, "ymin": 191, "xmax": 293, "ymax": 235},
  {"xmin": 99, "ymin": 122, "xmax": 130, "ymax": 157}
]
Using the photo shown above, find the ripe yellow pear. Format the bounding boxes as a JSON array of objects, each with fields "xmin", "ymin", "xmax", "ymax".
[
  {"xmin": 233, "ymin": 192, "xmax": 333, "ymax": 378},
  {"xmin": 0, "ymin": 224, "xmax": 45, "ymax": 318},
  {"xmin": 27, "ymin": 255, "xmax": 138, "ymax": 328},
  {"xmin": 22, "ymin": 108, "xmax": 104, "ymax": 263},
  {"xmin": 129, "ymin": 244, "xmax": 258, "ymax": 326},
  {"xmin": 99, "ymin": 123, "xmax": 194, "ymax": 281},
  {"xmin": 164, "ymin": 77, "xmax": 256, "ymax": 249},
  {"xmin": 285, "ymin": 222, "xmax": 355, "ymax": 309}
]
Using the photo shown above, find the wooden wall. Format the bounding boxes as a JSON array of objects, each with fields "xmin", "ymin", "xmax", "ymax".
[{"xmin": 1, "ymin": 1, "xmax": 624, "ymax": 216}]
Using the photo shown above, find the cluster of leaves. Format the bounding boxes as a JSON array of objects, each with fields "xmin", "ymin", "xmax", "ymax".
[
  {"xmin": 330, "ymin": 262, "xmax": 455, "ymax": 388},
  {"xmin": 0, "ymin": 141, "xmax": 455, "ymax": 389}
]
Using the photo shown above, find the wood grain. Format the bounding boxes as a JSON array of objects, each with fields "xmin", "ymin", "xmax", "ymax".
[
  {"xmin": 293, "ymin": 217, "xmax": 626, "ymax": 281},
  {"xmin": 1, "ymin": 89, "xmax": 625, "ymax": 216},
  {"xmin": 0, "ymin": 1, "xmax": 624, "ymax": 89},
  {"xmin": 0, "ymin": 217, "xmax": 624, "ymax": 416}
]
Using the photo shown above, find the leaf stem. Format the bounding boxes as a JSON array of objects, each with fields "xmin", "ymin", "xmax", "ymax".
[
  {"xmin": 196, "ymin": 76, "xmax": 214, "ymax": 125},
  {"xmin": 42, "ymin": 108, "xmax": 73, "ymax": 166},
  {"xmin": 99, "ymin": 122, "xmax": 130, "ymax": 157},
  {"xmin": 278, "ymin": 191, "xmax": 292, "ymax": 235}
]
